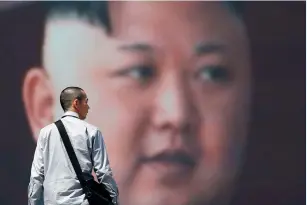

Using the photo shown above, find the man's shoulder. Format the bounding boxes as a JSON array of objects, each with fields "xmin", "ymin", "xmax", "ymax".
[
  {"xmin": 82, "ymin": 121, "xmax": 100, "ymax": 135},
  {"xmin": 37, "ymin": 123, "xmax": 56, "ymax": 141},
  {"xmin": 40, "ymin": 123, "xmax": 56, "ymax": 133},
  {"xmin": 39, "ymin": 120, "xmax": 101, "ymax": 136}
]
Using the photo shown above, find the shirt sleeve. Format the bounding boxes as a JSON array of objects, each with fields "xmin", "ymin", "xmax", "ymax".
[
  {"xmin": 92, "ymin": 129, "xmax": 119, "ymax": 204},
  {"xmin": 28, "ymin": 129, "xmax": 45, "ymax": 205}
]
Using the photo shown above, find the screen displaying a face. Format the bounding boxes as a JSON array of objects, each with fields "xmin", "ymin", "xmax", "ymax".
[{"xmin": 0, "ymin": 2, "xmax": 304, "ymax": 205}]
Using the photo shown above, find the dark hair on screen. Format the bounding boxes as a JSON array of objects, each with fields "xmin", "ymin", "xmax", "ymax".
[
  {"xmin": 44, "ymin": 1, "xmax": 111, "ymax": 32},
  {"xmin": 60, "ymin": 86, "xmax": 85, "ymax": 111},
  {"xmin": 44, "ymin": 1, "xmax": 245, "ymax": 34}
]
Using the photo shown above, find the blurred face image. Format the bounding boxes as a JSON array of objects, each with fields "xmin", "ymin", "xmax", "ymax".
[{"xmin": 22, "ymin": 2, "xmax": 251, "ymax": 205}]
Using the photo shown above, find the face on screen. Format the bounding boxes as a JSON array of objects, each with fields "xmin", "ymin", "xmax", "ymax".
[{"xmin": 23, "ymin": 2, "xmax": 251, "ymax": 205}]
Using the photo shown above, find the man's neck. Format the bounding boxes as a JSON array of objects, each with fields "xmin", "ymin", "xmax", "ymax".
[{"xmin": 64, "ymin": 110, "xmax": 80, "ymax": 118}]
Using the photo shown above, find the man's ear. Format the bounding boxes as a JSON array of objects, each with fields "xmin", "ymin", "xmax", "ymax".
[
  {"xmin": 22, "ymin": 68, "xmax": 54, "ymax": 141},
  {"xmin": 72, "ymin": 98, "xmax": 79, "ymax": 110}
]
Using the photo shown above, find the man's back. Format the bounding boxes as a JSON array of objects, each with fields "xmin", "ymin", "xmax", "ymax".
[
  {"xmin": 28, "ymin": 111, "xmax": 117, "ymax": 205},
  {"xmin": 44, "ymin": 112, "xmax": 97, "ymax": 204}
]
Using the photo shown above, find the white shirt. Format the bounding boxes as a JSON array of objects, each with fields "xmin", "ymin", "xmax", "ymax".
[{"xmin": 28, "ymin": 111, "xmax": 119, "ymax": 205}]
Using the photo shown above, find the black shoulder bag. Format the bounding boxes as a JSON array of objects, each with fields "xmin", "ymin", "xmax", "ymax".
[{"xmin": 55, "ymin": 120, "xmax": 113, "ymax": 205}]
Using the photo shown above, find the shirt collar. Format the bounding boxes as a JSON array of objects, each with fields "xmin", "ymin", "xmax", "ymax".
[{"xmin": 62, "ymin": 111, "xmax": 80, "ymax": 118}]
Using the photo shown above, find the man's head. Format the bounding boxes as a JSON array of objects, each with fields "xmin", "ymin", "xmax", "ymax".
[
  {"xmin": 22, "ymin": 2, "xmax": 251, "ymax": 205},
  {"xmin": 59, "ymin": 86, "xmax": 89, "ymax": 120}
]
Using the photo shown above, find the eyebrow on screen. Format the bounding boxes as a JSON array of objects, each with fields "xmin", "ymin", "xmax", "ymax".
[
  {"xmin": 194, "ymin": 42, "xmax": 225, "ymax": 56},
  {"xmin": 118, "ymin": 43, "xmax": 153, "ymax": 52},
  {"xmin": 117, "ymin": 41, "xmax": 225, "ymax": 55}
]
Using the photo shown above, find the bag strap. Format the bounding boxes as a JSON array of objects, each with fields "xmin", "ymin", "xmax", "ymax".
[{"xmin": 54, "ymin": 120, "xmax": 87, "ymax": 189}]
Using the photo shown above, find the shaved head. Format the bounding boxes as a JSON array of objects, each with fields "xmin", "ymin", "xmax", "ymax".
[{"xmin": 60, "ymin": 86, "xmax": 85, "ymax": 111}]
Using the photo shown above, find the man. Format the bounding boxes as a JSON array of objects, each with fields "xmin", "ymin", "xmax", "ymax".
[
  {"xmin": 28, "ymin": 87, "xmax": 119, "ymax": 205},
  {"xmin": 23, "ymin": 2, "xmax": 251, "ymax": 205}
]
